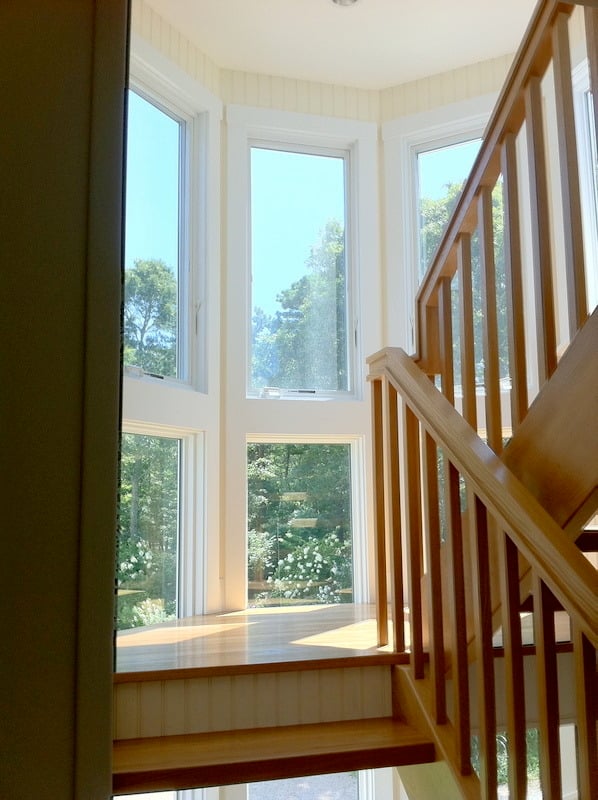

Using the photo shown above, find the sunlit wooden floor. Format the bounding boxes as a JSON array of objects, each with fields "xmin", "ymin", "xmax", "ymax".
[{"xmin": 115, "ymin": 603, "xmax": 399, "ymax": 677}]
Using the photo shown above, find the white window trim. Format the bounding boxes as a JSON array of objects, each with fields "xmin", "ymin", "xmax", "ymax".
[
  {"xmin": 227, "ymin": 104, "xmax": 380, "ymax": 404},
  {"xmin": 223, "ymin": 106, "xmax": 380, "ymax": 611},
  {"xmin": 382, "ymin": 93, "xmax": 497, "ymax": 352}
]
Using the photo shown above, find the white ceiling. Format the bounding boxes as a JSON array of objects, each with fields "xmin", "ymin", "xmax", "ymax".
[{"xmin": 144, "ymin": 0, "xmax": 538, "ymax": 90}]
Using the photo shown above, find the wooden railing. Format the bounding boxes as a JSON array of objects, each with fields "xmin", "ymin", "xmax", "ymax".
[
  {"xmin": 413, "ymin": 0, "xmax": 598, "ymax": 449},
  {"xmin": 368, "ymin": 348, "xmax": 598, "ymax": 799},
  {"xmin": 368, "ymin": 1, "xmax": 598, "ymax": 797}
]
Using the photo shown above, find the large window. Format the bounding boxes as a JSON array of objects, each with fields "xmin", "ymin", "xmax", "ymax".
[
  {"xmin": 124, "ymin": 90, "xmax": 185, "ymax": 380},
  {"xmin": 247, "ymin": 443, "xmax": 353, "ymax": 606},
  {"xmin": 249, "ymin": 145, "xmax": 351, "ymax": 395}
]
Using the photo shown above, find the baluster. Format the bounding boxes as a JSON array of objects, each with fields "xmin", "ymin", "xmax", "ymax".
[
  {"xmin": 458, "ymin": 233, "xmax": 477, "ymax": 428},
  {"xmin": 402, "ymin": 401, "xmax": 424, "ymax": 678},
  {"xmin": 532, "ymin": 574, "xmax": 562, "ymax": 799},
  {"xmin": 382, "ymin": 379, "xmax": 404, "ymax": 652},
  {"xmin": 478, "ymin": 185, "xmax": 502, "ymax": 453},
  {"xmin": 469, "ymin": 493, "xmax": 497, "ymax": 798},
  {"xmin": 498, "ymin": 531, "xmax": 527, "ymax": 799},
  {"xmin": 421, "ymin": 432, "xmax": 446, "ymax": 723},
  {"xmin": 552, "ymin": 11, "xmax": 587, "ymax": 338},
  {"xmin": 439, "ymin": 276, "xmax": 454, "ymax": 405},
  {"xmin": 500, "ymin": 134, "xmax": 528, "ymax": 430},
  {"xmin": 572, "ymin": 623, "xmax": 598, "ymax": 800},
  {"xmin": 371, "ymin": 377, "xmax": 388, "ymax": 647},
  {"xmin": 446, "ymin": 462, "xmax": 471, "ymax": 773},
  {"xmin": 524, "ymin": 75, "xmax": 557, "ymax": 385}
]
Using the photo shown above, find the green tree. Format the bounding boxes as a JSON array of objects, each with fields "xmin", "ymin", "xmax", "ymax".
[
  {"xmin": 117, "ymin": 433, "xmax": 179, "ymax": 629},
  {"xmin": 247, "ymin": 443, "xmax": 353, "ymax": 606},
  {"xmin": 250, "ymin": 220, "xmax": 348, "ymax": 392},
  {"xmin": 124, "ymin": 258, "xmax": 177, "ymax": 377},
  {"xmin": 420, "ymin": 182, "xmax": 508, "ymax": 385}
]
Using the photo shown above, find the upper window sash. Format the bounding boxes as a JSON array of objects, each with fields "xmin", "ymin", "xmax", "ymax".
[{"xmin": 247, "ymin": 139, "xmax": 355, "ymax": 399}]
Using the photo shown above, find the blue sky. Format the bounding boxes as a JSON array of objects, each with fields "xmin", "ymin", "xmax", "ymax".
[
  {"xmin": 418, "ymin": 137, "xmax": 481, "ymax": 200},
  {"xmin": 125, "ymin": 91, "xmax": 180, "ymax": 271},
  {"xmin": 250, "ymin": 146, "xmax": 346, "ymax": 316}
]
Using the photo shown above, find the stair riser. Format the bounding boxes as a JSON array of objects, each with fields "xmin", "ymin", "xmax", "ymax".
[{"xmin": 114, "ymin": 665, "xmax": 392, "ymax": 740}]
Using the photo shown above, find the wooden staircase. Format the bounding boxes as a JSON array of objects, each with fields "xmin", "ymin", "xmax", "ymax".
[
  {"xmin": 111, "ymin": 2, "xmax": 598, "ymax": 797},
  {"xmin": 112, "ymin": 641, "xmax": 436, "ymax": 794},
  {"xmin": 367, "ymin": 1, "xmax": 598, "ymax": 798}
]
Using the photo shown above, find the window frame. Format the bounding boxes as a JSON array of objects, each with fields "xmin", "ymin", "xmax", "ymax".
[
  {"xmin": 120, "ymin": 421, "xmax": 206, "ymax": 623},
  {"xmin": 121, "ymin": 35, "xmax": 223, "ymax": 619},
  {"xmin": 247, "ymin": 138, "xmax": 355, "ymax": 398},
  {"xmin": 227, "ymin": 104, "xmax": 380, "ymax": 405},
  {"xmin": 382, "ymin": 94, "xmax": 496, "ymax": 352}
]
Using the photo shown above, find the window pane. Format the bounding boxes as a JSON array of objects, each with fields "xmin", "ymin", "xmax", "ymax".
[
  {"xmin": 117, "ymin": 433, "xmax": 180, "ymax": 630},
  {"xmin": 418, "ymin": 138, "xmax": 481, "ymax": 279},
  {"xmin": 247, "ymin": 443, "xmax": 353, "ymax": 606},
  {"xmin": 248, "ymin": 772, "xmax": 359, "ymax": 800},
  {"xmin": 124, "ymin": 91, "xmax": 180, "ymax": 378},
  {"xmin": 250, "ymin": 147, "xmax": 349, "ymax": 393}
]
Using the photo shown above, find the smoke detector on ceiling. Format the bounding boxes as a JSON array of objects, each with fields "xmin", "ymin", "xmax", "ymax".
[{"xmin": 332, "ymin": 0, "xmax": 359, "ymax": 6}]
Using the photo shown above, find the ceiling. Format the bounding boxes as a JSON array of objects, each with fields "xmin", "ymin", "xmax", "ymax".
[{"xmin": 144, "ymin": 0, "xmax": 538, "ymax": 90}]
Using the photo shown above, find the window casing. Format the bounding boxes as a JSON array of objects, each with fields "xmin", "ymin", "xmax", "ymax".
[{"xmin": 225, "ymin": 107, "xmax": 380, "ymax": 609}]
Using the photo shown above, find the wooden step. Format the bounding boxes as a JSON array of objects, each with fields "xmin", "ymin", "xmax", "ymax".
[{"xmin": 112, "ymin": 717, "xmax": 436, "ymax": 795}]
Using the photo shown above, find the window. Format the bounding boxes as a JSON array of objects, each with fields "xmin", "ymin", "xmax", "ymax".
[
  {"xmin": 382, "ymin": 95, "xmax": 494, "ymax": 350},
  {"xmin": 247, "ymin": 443, "xmax": 353, "ymax": 606},
  {"xmin": 417, "ymin": 138, "xmax": 481, "ymax": 278},
  {"xmin": 249, "ymin": 145, "xmax": 351, "ymax": 395},
  {"xmin": 116, "ymin": 433, "xmax": 180, "ymax": 630},
  {"xmin": 124, "ymin": 89, "xmax": 186, "ymax": 381}
]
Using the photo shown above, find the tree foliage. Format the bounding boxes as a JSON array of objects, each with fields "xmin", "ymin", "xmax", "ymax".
[
  {"xmin": 420, "ymin": 181, "xmax": 509, "ymax": 385},
  {"xmin": 124, "ymin": 258, "xmax": 177, "ymax": 377},
  {"xmin": 251, "ymin": 220, "xmax": 348, "ymax": 392},
  {"xmin": 247, "ymin": 443, "xmax": 353, "ymax": 606},
  {"xmin": 116, "ymin": 433, "xmax": 179, "ymax": 629}
]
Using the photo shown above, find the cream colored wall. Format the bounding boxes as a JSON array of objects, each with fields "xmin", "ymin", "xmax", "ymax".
[{"xmin": 131, "ymin": 0, "xmax": 512, "ymax": 121}]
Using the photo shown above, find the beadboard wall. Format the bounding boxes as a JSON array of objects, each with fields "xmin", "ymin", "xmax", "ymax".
[
  {"xmin": 131, "ymin": 0, "xmax": 513, "ymax": 121},
  {"xmin": 114, "ymin": 665, "xmax": 393, "ymax": 740}
]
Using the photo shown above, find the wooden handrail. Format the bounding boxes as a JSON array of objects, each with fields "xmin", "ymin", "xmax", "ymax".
[{"xmin": 368, "ymin": 347, "xmax": 598, "ymax": 647}]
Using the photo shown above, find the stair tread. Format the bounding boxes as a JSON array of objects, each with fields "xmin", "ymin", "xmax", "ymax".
[{"xmin": 113, "ymin": 717, "xmax": 435, "ymax": 794}]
